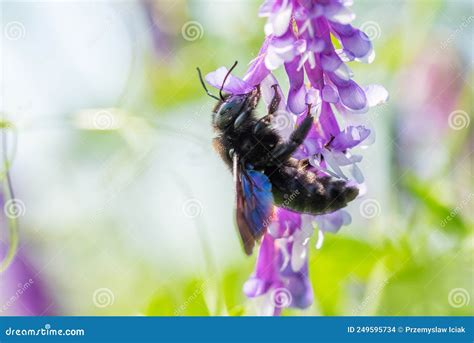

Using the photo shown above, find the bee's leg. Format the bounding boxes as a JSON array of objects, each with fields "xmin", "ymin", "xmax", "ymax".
[
  {"xmin": 297, "ymin": 158, "xmax": 310, "ymax": 169},
  {"xmin": 236, "ymin": 85, "xmax": 265, "ymax": 130},
  {"xmin": 253, "ymin": 85, "xmax": 281, "ymax": 135},
  {"xmin": 267, "ymin": 112, "xmax": 313, "ymax": 166},
  {"xmin": 249, "ymin": 84, "xmax": 261, "ymax": 109},
  {"xmin": 268, "ymin": 84, "xmax": 281, "ymax": 115},
  {"xmin": 234, "ymin": 109, "xmax": 252, "ymax": 129}
]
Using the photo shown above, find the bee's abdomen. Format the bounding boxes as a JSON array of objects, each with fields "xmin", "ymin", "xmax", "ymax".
[{"xmin": 267, "ymin": 162, "xmax": 359, "ymax": 215}]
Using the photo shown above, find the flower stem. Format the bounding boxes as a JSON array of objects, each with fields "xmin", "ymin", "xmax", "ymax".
[{"xmin": 0, "ymin": 120, "xmax": 19, "ymax": 273}]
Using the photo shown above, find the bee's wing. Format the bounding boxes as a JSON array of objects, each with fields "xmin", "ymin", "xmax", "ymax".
[{"xmin": 234, "ymin": 154, "xmax": 274, "ymax": 255}]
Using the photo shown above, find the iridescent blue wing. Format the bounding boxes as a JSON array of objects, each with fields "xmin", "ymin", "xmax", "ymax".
[{"xmin": 234, "ymin": 154, "xmax": 274, "ymax": 255}]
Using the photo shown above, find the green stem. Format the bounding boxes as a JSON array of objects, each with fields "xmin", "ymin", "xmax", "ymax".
[{"xmin": 0, "ymin": 122, "xmax": 20, "ymax": 273}]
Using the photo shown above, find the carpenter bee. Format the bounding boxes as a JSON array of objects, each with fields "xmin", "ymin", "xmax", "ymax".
[{"xmin": 197, "ymin": 62, "xmax": 359, "ymax": 255}]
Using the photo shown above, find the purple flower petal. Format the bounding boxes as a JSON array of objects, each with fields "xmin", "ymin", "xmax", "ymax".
[
  {"xmin": 331, "ymin": 125, "xmax": 370, "ymax": 151},
  {"xmin": 364, "ymin": 84, "xmax": 389, "ymax": 107},
  {"xmin": 205, "ymin": 67, "xmax": 253, "ymax": 94},
  {"xmin": 320, "ymin": 51, "xmax": 342, "ymax": 72},
  {"xmin": 265, "ymin": 30, "xmax": 306, "ymax": 70},
  {"xmin": 319, "ymin": 102, "xmax": 340, "ymax": 138},
  {"xmin": 329, "ymin": 21, "xmax": 354, "ymax": 36},
  {"xmin": 286, "ymin": 265, "xmax": 313, "ymax": 309},
  {"xmin": 328, "ymin": 71, "xmax": 352, "ymax": 87},
  {"xmin": 264, "ymin": 0, "xmax": 293, "ymax": 36},
  {"xmin": 305, "ymin": 62, "xmax": 324, "ymax": 89},
  {"xmin": 244, "ymin": 234, "xmax": 278, "ymax": 297},
  {"xmin": 315, "ymin": 210, "xmax": 352, "ymax": 233},
  {"xmin": 305, "ymin": 87, "xmax": 321, "ymax": 107},
  {"xmin": 337, "ymin": 80, "xmax": 367, "ymax": 111},
  {"xmin": 323, "ymin": 3, "xmax": 355, "ymax": 24},
  {"xmin": 243, "ymin": 278, "xmax": 272, "ymax": 298},
  {"xmin": 297, "ymin": 114, "xmax": 325, "ymax": 156},
  {"xmin": 258, "ymin": 0, "xmax": 276, "ymax": 17},
  {"xmin": 268, "ymin": 208, "xmax": 302, "ymax": 238},
  {"xmin": 321, "ymin": 84, "xmax": 339, "ymax": 103},
  {"xmin": 307, "ymin": 37, "xmax": 326, "ymax": 53},
  {"xmin": 260, "ymin": 74, "xmax": 286, "ymax": 110},
  {"xmin": 341, "ymin": 30, "xmax": 373, "ymax": 59},
  {"xmin": 243, "ymin": 37, "xmax": 272, "ymax": 86},
  {"xmin": 285, "ymin": 56, "xmax": 307, "ymax": 114}
]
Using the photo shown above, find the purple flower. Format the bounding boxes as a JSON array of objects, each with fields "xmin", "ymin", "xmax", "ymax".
[
  {"xmin": 0, "ymin": 243, "xmax": 56, "ymax": 316},
  {"xmin": 0, "ymin": 192, "xmax": 55, "ymax": 316},
  {"xmin": 243, "ymin": 209, "xmax": 313, "ymax": 315},
  {"xmin": 207, "ymin": 0, "xmax": 387, "ymax": 315}
]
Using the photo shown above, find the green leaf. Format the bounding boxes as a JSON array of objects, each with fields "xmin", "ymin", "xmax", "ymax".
[
  {"xmin": 145, "ymin": 278, "xmax": 210, "ymax": 316},
  {"xmin": 376, "ymin": 249, "xmax": 474, "ymax": 315},
  {"xmin": 310, "ymin": 235, "xmax": 382, "ymax": 315},
  {"xmin": 403, "ymin": 173, "xmax": 469, "ymax": 236}
]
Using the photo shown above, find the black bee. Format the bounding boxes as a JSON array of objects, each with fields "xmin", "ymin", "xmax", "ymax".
[{"xmin": 197, "ymin": 62, "xmax": 359, "ymax": 255}]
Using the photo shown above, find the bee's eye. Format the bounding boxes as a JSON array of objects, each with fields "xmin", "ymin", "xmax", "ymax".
[{"xmin": 221, "ymin": 108, "xmax": 230, "ymax": 116}]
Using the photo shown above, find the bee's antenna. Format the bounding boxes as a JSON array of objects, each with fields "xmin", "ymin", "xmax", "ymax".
[
  {"xmin": 196, "ymin": 67, "xmax": 220, "ymax": 101},
  {"xmin": 219, "ymin": 60, "xmax": 238, "ymax": 101}
]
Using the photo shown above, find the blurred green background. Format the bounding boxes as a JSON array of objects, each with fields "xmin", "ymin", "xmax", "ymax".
[{"xmin": 0, "ymin": 0, "xmax": 472, "ymax": 316}]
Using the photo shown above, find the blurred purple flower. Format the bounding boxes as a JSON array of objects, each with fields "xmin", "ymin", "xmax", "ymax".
[
  {"xmin": 0, "ymin": 192, "xmax": 55, "ymax": 316},
  {"xmin": 207, "ymin": 0, "xmax": 387, "ymax": 315},
  {"xmin": 0, "ymin": 244, "xmax": 56, "ymax": 316}
]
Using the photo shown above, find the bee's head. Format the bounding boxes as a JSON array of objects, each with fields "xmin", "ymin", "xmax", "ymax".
[
  {"xmin": 214, "ymin": 94, "xmax": 249, "ymax": 129},
  {"xmin": 196, "ymin": 61, "xmax": 259, "ymax": 130}
]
